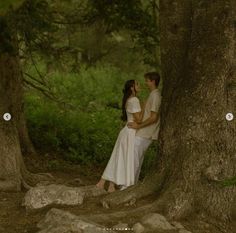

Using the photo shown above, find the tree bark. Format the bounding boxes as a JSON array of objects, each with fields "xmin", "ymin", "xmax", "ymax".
[
  {"xmin": 0, "ymin": 49, "xmax": 24, "ymax": 191},
  {"xmin": 17, "ymin": 109, "xmax": 37, "ymax": 156},
  {"xmin": 158, "ymin": 0, "xmax": 236, "ymax": 223},
  {"xmin": 101, "ymin": 1, "xmax": 236, "ymax": 230},
  {"xmin": 0, "ymin": 15, "xmax": 51, "ymax": 191}
]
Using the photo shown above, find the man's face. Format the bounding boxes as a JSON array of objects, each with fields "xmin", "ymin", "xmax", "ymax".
[{"xmin": 145, "ymin": 78, "xmax": 155, "ymax": 90}]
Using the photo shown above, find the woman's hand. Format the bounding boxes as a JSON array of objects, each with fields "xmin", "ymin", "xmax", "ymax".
[{"xmin": 127, "ymin": 122, "xmax": 140, "ymax": 129}]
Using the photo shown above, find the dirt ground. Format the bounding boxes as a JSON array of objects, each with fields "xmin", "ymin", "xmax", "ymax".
[{"xmin": 0, "ymin": 154, "xmax": 235, "ymax": 233}]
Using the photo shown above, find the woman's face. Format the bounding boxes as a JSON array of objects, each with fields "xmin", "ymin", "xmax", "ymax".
[{"xmin": 134, "ymin": 81, "xmax": 140, "ymax": 93}]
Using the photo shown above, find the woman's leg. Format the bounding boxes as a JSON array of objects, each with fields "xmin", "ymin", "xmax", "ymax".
[
  {"xmin": 107, "ymin": 181, "xmax": 116, "ymax": 193},
  {"xmin": 96, "ymin": 178, "xmax": 106, "ymax": 189}
]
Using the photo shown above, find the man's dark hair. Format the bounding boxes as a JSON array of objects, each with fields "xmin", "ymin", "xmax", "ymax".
[{"xmin": 144, "ymin": 72, "xmax": 160, "ymax": 87}]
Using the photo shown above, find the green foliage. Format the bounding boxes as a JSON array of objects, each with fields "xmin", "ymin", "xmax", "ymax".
[
  {"xmin": 14, "ymin": 0, "xmax": 58, "ymax": 54},
  {"xmin": 25, "ymin": 96, "xmax": 62, "ymax": 149},
  {"xmin": 84, "ymin": 0, "xmax": 159, "ymax": 67},
  {"xmin": 26, "ymin": 97, "xmax": 121, "ymax": 165},
  {"xmin": 47, "ymin": 159, "xmax": 61, "ymax": 170},
  {"xmin": 5, "ymin": 0, "xmax": 160, "ymax": 74},
  {"xmin": 25, "ymin": 64, "xmax": 150, "ymax": 166},
  {"xmin": 19, "ymin": 0, "xmax": 160, "ymax": 175},
  {"xmin": 222, "ymin": 177, "xmax": 236, "ymax": 187}
]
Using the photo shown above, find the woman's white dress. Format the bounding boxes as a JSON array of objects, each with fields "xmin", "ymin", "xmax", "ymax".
[{"xmin": 102, "ymin": 97, "xmax": 141, "ymax": 187}]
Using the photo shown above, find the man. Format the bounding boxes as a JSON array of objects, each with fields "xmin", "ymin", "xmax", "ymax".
[{"xmin": 127, "ymin": 72, "xmax": 162, "ymax": 184}]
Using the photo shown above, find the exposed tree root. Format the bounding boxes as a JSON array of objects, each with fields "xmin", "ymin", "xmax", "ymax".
[
  {"xmin": 21, "ymin": 177, "xmax": 33, "ymax": 190},
  {"xmin": 82, "ymin": 189, "xmax": 192, "ymax": 223},
  {"xmin": 99, "ymin": 174, "xmax": 196, "ymax": 222},
  {"xmin": 21, "ymin": 170, "xmax": 55, "ymax": 188},
  {"xmin": 19, "ymin": 152, "xmax": 55, "ymax": 188},
  {"xmin": 0, "ymin": 160, "xmax": 55, "ymax": 192},
  {"xmin": 80, "ymin": 203, "xmax": 156, "ymax": 223},
  {"xmin": 101, "ymin": 169, "xmax": 166, "ymax": 209},
  {"xmin": 84, "ymin": 189, "xmax": 232, "ymax": 233}
]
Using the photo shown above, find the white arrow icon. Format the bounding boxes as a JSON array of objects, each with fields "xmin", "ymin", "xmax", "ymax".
[
  {"xmin": 226, "ymin": 113, "xmax": 233, "ymax": 121},
  {"xmin": 3, "ymin": 113, "xmax": 11, "ymax": 121}
]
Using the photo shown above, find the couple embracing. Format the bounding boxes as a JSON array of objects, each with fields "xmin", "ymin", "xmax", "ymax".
[{"xmin": 96, "ymin": 72, "xmax": 161, "ymax": 192}]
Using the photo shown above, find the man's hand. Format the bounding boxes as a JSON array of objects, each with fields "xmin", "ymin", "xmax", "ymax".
[{"xmin": 127, "ymin": 122, "xmax": 140, "ymax": 129}]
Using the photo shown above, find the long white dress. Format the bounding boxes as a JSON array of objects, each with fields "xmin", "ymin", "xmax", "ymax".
[{"xmin": 102, "ymin": 97, "xmax": 141, "ymax": 187}]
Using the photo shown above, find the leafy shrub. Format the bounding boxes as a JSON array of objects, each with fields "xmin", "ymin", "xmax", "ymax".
[{"xmin": 24, "ymin": 63, "xmax": 157, "ymax": 174}]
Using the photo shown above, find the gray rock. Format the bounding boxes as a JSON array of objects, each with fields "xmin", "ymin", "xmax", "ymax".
[
  {"xmin": 141, "ymin": 213, "xmax": 176, "ymax": 231},
  {"xmin": 171, "ymin": 221, "xmax": 185, "ymax": 229},
  {"xmin": 23, "ymin": 184, "xmax": 107, "ymax": 210},
  {"xmin": 133, "ymin": 222, "xmax": 145, "ymax": 233},
  {"xmin": 37, "ymin": 208, "xmax": 115, "ymax": 233},
  {"xmin": 23, "ymin": 184, "xmax": 84, "ymax": 210},
  {"xmin": 38, "ymin": 226, "xmax": 82, "ymax": 233},
  {"xmin": 179, "ymin": 230, "xmax": 192, "ymax": 233}
]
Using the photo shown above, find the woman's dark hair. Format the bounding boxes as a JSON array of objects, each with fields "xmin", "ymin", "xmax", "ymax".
[{"xmin": 121, "ymin": 80, "xmax": 136, "ymax": 122}]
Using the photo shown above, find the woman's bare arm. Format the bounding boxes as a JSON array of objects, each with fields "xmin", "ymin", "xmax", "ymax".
[{"xmin": 132, "ymin": 100, "xmax": 146, "ymax": 123}]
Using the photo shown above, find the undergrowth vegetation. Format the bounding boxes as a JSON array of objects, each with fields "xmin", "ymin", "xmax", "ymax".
[{"xmin": 24, "ymin": 63, "xmax": 157, "ymax": 176}]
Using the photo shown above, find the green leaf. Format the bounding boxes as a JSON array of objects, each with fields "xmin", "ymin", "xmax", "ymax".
[{"xmin": 222, "ymin": 176, "xmax": 236, "ymax": 187}]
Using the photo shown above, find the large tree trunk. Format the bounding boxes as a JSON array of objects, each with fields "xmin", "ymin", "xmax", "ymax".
[
  {"xmin": 101, "ymin": 0, "xmax": 236, "ymax": 228},
  {"xmin": 0, "ymin": 51, "xmax": 25, "ymax": 191},
  {"xmin": 17, "ymin": 110, "xmax": 37, "ymax": 156},
  {"xmin": 158, "ymin": 0, "xmax": 236, "ymax": 222},
  {"xmin": 0, "ymin": 16, "xmax": 51, "ymax": 191}
]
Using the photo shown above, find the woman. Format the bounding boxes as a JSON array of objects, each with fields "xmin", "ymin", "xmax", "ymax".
[{"xmin": 96, "ymin": 80, "xmax": 144, "ymax": 192}]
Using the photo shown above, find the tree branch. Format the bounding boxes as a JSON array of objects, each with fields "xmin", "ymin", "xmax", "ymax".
[
  {"xmin": 23, "ymin": 72, "xmax": 45, "ymax": 87},
  {"xmin": 23, "ymin": 78, "xmax": 55, "ymax": 101},
  {"xmin": 23, "ymin": 77, "xmax": 76, "ymax": 110}
]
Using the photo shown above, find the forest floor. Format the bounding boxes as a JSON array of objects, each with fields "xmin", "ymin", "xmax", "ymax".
[{"xmin": 0, "ymin": 153, "xmax": 235, "ymax": 233}]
